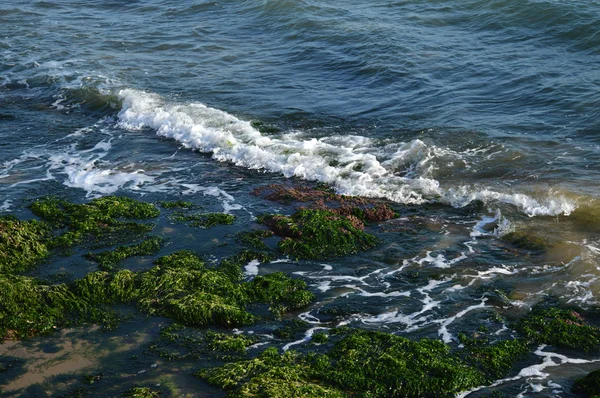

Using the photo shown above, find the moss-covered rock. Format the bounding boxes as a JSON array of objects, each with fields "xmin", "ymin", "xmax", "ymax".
[
  {"xmin": 517, "ymin": 307, "xmax": 600, "ymax": 352},
  {"xmin": 260, "ymin": 209, "xmax": 378, "ymax": 260},
  {"xmin": 197, "ymin": 330, "xmax": 486, "ymax": 398},
  {"xmin": 572, "ymin": 369, "xmax": 600, "ymax": 397},
  {"xmin": 0, "ymin": 216, "xmax": 50, "ymax": 273}
]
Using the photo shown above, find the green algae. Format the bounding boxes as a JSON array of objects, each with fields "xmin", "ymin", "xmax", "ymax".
[
  {"xmin": 218, "ymin": 250, "xmax": 275, "ymax": 282},
  {"xmin": 459, "ymin": 334, "xmax": 531, "ymax": 378},
  {"xmin": 29, "ymin": 196, "xmax": 159, "ymax": 248},
  {"xmin": 121, "ymin": 386, "xmax": 162, "ymax": 397},
  {"xmin": 169, "ymin": 211, "xmax": 235, "ymax": 228},
  {"xmin": 572, "ymin": 369, "xmax": 600, "ymax": 398},
  {"xmin": 158, "ymin": 200, "xmax": 194, "ymax": 209},
  {"xmin": 136, "ymin": 250, "xmax": 310, "ymax": 326},
  {"xmin": 501, "ymin": 230, "xmax": 549, "ymax": 251},
  {"xmin": 0, "ymin": 273, "xmax": 122, "ymax": 340},
  {"xmin": 235, "ymin": 229, "xmax": 274, "ymax": 251},
  {"xmin": 0, "ymin": 216, "xmax": 50, "ymax": 273},
  {"xmin": 516, "ymin": 307, "xmax": 600, "ymax": 352},
  {"xmin": 150, "ymin": 324, "xmax": 256, "ymax": 361},
  {"xmin": 85, "ymin": 236, "xmax": 164, "ymax": 270},
  {"xmin": 197, "ymin": 330, "xmax": 486, "ymax": 398},
  {"xmin": 311, "ymin": 331, "xmax": 329, "ymax": 344},
  {"xmin": 260, "ymin": 209, "xmax": 378, "ymax": 260},
  {"xmin": 1, "ymin": 248, "xmax": 314, "ymax": 339},
  {"xmin": 273, "ymin": 319, "xmax": 309, "ymax": 340},
  {"xmin": 247, "ymin": 272, "xmax": 315, "ymax": 318}
]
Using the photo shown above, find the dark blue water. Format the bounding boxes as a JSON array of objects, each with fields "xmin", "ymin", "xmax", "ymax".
[{"xmin": 2, "ymin": 1, "xmax": 600, "ymax": 396}]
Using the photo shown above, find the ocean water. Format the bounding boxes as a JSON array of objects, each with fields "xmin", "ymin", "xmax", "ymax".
[{"xmin": 1, "ymin": 0, "xmax": 600, "ymax": 396}]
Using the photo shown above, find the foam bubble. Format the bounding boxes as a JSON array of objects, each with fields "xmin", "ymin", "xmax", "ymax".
[{"xmin": 244, "ymin": 259, "xmax": 260, "ymax": 279}]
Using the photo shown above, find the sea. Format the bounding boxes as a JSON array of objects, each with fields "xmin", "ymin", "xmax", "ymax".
[{"xmin": 1, "ymin": 0, "xmax": 600, "ymax": 396}]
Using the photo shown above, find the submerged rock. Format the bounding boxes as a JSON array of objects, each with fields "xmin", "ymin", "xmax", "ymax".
[{"xmin": 572, "ymin": 369, "xmax": 600, "ymax": 397}]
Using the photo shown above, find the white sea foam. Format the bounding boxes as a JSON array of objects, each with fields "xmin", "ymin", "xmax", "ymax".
[
  {"xmin": 117, "ymin": 89, "xmax": 578, "ymax": 217},
  {"xmin": 0, "ymin": 199, "xmax": 12, "ymax": 211},
  {"xmin": 48, "ymin": 149, "xmax": 154, "ymax": 196},
  {"xmin": 244, "ymin": 259, "xmax": 260, "ymax": 279},
  {"xmin": 282, "ymin": 326, "xmax": 328, "ymax": 351},
  {"xmin": 436, "ymin": 298, "xmax": 488, "ymax": 343},
  {"xmin": 457, "ymin": 345, "xmax": 600, "ymax": 397}
]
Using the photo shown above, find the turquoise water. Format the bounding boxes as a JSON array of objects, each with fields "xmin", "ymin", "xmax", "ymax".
[{"xmin": 1, "ymin": 1, "xmax": 600, "ymax": 396}]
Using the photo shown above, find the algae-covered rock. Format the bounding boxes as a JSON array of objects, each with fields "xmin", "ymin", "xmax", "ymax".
[
  {"xmin": 85, "ymin": 236, "xmax": 164, "ymax": 270},
  {"xmin": 137, "ymin": 250, "xmax": 311, "ymax": 326},
  {"xmin": 1, "ymin": 248, "xmax": 315, "ymax": 339},
  {"xmin": 151, "ymin": 324, "xmax": 256, "ymax": 361},
  {"xmin": 218, "ymin": 250, "xmax": 274, "ymax": 282},
  {"xmin": 168, "ymin": 211, "xmax": 235, "ymax": 228},
  {"xmin": 29, "ymin": 196, "xmax": 159, "ymax": 248},
  {"xmin": 158, "ymin": 200, "xmax": 194, "ymax": 209},
  {"xmin": 0, "ymin": 216, "xmax": 50, "ymax": 273},
  {"xmin": 247, "ymin": 272, "xmax": 315, "ymax": 316},
  {"xmin": 517, "ymin": 307, "xmax": 600, "ymax": 352},
  {"xmin": 572, "ymin": 369, "xmax": 600, "ymax": 397},
  {"xmin": 197, "ymin": 330, "xmax": 486, "ymax": 398},
  {"xmin": 235, "ymin": 229, "xmax": 274, "ymax": 251},
  {"xmin": 501, "ymin": 230, "xmax": 549, "ymax": 251},
  {"xmin": 261, "ymin": 209, "xmax": 378, "ymax": 259},
  {"xmin": 121, "ymin": 386, "xmax": 161, "ymax": 397},
  {"xmin": 0, "ymin": 273, "xmax": 118, "ymax": 340},
  {"xmin": 459, "ymin": 334, "xmax": 531, "ymax": 378},
  {"xmin": 163, "ymin": 292, "xmax": 256, "ymax": 327}
]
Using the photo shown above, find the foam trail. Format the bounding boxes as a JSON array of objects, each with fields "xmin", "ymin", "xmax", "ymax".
[
  {"xmin": 282, "ymin": 327, "xmax": 328, "ymax": 351},
  {"xmin": 117, "ymin": 89, "xmax": 578, "ymax": 217},
  {"xmin": 457, "ymin": 345, "xmax": 600, "ymax": 397}
]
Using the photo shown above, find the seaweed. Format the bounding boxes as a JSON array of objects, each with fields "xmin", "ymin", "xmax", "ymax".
[
  {"xmin": 158, "ymin": 200, "xmax": 194, "ymax": 209},
  {"xmin": 197, "ymin": 330, "xmax": 486, "ymax": 398},
  {"xmin": 169, "ymin": 212, "xmax": 235, "ymax": 228},
  {"xmin": 150, "ymin": 324, "xmax": 256, "ymax": 361},
  {"xmin": 235, "ymin": 229, "xmax": 274, "ymax": 251},
  {"xmin": 218, "ymin": 250, "xmax": 275, "ymax": 282},
  {"xmin": 459, "ymin": 334, "xmax": 531, "ymax": 378},
  {"xmin": 85, "ymin": 236, "xmax": 164, "ymax": 270},
  {"xmin": 260, "ymin": 209, "xmax": 378, "ymax": 259},
  {"xmin": 247, "ymin": 272, "xmax": 315, "ymax": 317},
  {"xmin": 0, "ymin": 215, "xmax": 50, "ymax": 273},
  {"xmin": 29, "ymin": 196, "xmax": 159, "ymax": 248},
  {"xmin": 572, "ymin": 369, "xmax": 600, "ymax": 398},
  {"xmin": 1, "ymin": 248, "xmax": 315, "ymax": 339},
  {"xmin": 501, "ymin": 230, "xmax": 549, "ymax": 251},
  {"xmin": 516, "ymin": 307, "xmax": 600, "ymax": 352},
  {"xmin": 121, "ymin": 386, "xmax": 162, "ymax": 397}
]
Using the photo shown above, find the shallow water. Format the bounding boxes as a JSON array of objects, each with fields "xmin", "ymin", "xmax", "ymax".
[{"xmin": 2, "ymin": 0, "xmax": 600, "ymax": 396}]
